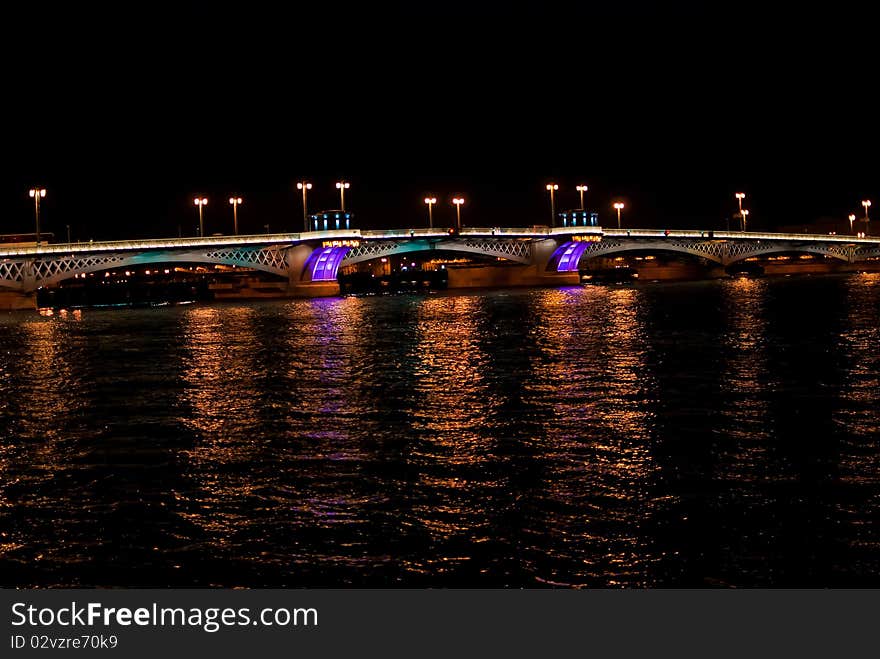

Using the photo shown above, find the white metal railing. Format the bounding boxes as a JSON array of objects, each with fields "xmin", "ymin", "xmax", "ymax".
[
  {"xmin": 0, "ymin": 230, "xmax": 362, "ymax": 259},
  {"xmin": 2, "ymin": 226, "xmax": 877, "ymax": 260},
  {"xmin": 601, "ymin": 228, "xmax": 880, "ymax": 243},
  {"xmin": 361, "ymin": 228, "xmax": 450, "ymax": 239}
]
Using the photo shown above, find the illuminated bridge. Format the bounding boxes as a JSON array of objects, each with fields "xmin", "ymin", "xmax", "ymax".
[{"xmin": 2, "ymin": 226, "xmax": 879, "ymax": 308}]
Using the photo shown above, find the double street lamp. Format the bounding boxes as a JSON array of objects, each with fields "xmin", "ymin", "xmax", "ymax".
[
  {"xmin": 424, "ymin": 197, "xmax": 437, "ymax": 228},
  {"xmin": 849, "ymin": 213, "xmax": 856, "ymax": 234},
  {"xmin": 452, "ymin": 197, "xmax": 465, "ymax": 230},
  {"xmin": 336, "ymin": 181, "xmax": 350, "ymax": 212},
  {"xmin": 296, "ymin": 181, "xmax": 312, "ymax": 232},
  {"xmin": 576, "ymin": 184, "xmax": 588, "ymax": 210},
  {"xmin": 194, "ymin": 197, "xmax": 208, "ymax": 237},
  {"xmin": 545, "ymin": 183, "xmax": 558, "ymax": 227},
  {"xmin": 613, "ymin": 202, "xmax": 625, "ymax": 229},
  {"xmin": 741, "ymin": 209, "xmax": 750, "ymax": 232},
  {"xmin": 28, "ymin": 187, "xmax": 47, "ymax": 246},
  {"xmin": 228, "ymin": 196, "xmax": 243, "ymax": 235},
  {"xmin": 863, "ymin": 199, "xmax": 872, "ymax": 234},
  {"xmin": 735, "ymin": 192, "xmax": 746, "ymax": 230}
]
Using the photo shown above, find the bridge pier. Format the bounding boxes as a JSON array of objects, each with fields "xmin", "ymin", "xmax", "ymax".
[
  {"xmin": 0, "ymin": 290, "xmax": 36, "ymax": 311},
  {"xmin": 285, "ymin": 243, "xmax": 342, "ymax": 297},
  {"xmin": 447, "ymin": 239, "xmax": 580, "ymax": 288},
  {"xmin": 288, "ymin": 281, "xmax": 342, "ymax": 297}
]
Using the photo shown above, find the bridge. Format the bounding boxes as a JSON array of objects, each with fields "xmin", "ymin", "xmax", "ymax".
[{"xmin": 2, "ymin": 225, "xmax": 880, "ymax": 308}]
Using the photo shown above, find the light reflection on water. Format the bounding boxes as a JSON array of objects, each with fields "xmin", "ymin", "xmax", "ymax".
[
  {"xmin": 1, "ymin": 274, "xmax": 879, "ymax": 587},
  {"xmin": 833, "ymin": 274, "xmax": 880, "ymax": 578}
]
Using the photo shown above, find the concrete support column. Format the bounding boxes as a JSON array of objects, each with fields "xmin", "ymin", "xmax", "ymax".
[
  {"xmin": 533, "ymin": 238, "xmax": 582, "ymax": 284},
  {"xmin": 21, "ymin": 260, "xmax": 37, "ymax": 294},
  {"xmin": 286, "ymin": 243, "xmax": 342, "ymax": 298},
  {"xmin": 0, "ymin": 290, "xmax": 36, "ymax": 311},
  {"xmin": 446, "ymin": 239, "xmax": 580, "ymax": 289}
]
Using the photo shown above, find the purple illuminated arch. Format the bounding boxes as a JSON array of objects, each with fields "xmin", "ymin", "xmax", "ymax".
[
  {"xmin": 550, "ymin": 241, "xmax": 592, "ymax": 272},
  {"xmin": 304, "ymin": 246, "xmax": 352, "ymax": 281}
]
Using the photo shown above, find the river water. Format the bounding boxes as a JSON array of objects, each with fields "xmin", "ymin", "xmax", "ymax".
[{"xmin": 1, "ymin": 274, "xmax": 879, "ymax": 587}]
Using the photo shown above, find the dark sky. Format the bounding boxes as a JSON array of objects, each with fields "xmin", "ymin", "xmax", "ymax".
[{"xmin": 2, "ymin": 2, "xmax": 878, "ymax": 240}]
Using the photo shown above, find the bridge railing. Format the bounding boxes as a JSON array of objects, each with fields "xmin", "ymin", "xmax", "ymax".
[
  {"xmin": 0, "ymin": 230, "xmax": 363, "ymax": 258},
  {"xmin": 360, "ymin": 228, "xmax": 451, "ymax": 239},
  {"xmin": 2, "ymin": 226, "xmax": 878, "ymax": 260},
  {"xmin": 602, "ymin": 228, "xmax": 880, "ymax": 243},
  {"xmin": 458, "ymin": 226, "xmax": 604, "ymax": 237}
]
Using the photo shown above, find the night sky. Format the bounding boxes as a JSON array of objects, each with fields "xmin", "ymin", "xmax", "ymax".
[{"xmin": 2, "ymin": 2, "xmax": 877, "ymax": 241}]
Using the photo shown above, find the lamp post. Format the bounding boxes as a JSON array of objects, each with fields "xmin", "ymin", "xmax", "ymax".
[
  {"xmin": 424, "ymin": 197, "xmax": 436, "ymax": 228},
  {"xmin": 741, "ymin": 209, "xmax": 750, "ymax": 232},
  {"xmin": 576, "ymin": 184, "xmax": 588, "ymax": 210},
  {"xmin": 28, "ymin": 188, "xmax": 46, "ymax": 246},
  {"xmin": 228, "ymin": 196, "xmax": 243, "ymax": 235},
  {"xmin": 452, "ymin": 197, "xmax": 464, "ymax": 230},
  {"xmin": 735, "ymin": 192, "xmax": 746, "ymax": 230},
  {"xmin": 613, "ymin": 202, "xmax": 625, "ymax": 229},
  {"xmin": 545, "ymin": 183, "xmax": 559, "ymax": 227},
  {"xmin": 194, "ymin": 197, "xmax": 208, "ymax": 237},
  {"xmin": 296, "ymin": 181, "xmax": 312, "ymax": 232},
  {"xmin": 863, "ymin": 199, "xmax": 871, "ymax": 234},
  {"xmin": 336, "ymin": 181, "xmax": 350, "ymax": 212},
  {"xmin": 849, "ymin": 213, "xmax": 856, "ymax": 234}
]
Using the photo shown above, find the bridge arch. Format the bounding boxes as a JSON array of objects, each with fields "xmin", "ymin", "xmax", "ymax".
[
  {"xmin": 548, "ymin": 239, "xmax": 726, "ymax": 271},
  {"xmin": 3, "ymin": 246, "xmax": 290, "ymax": 292},
  {"xmin": 340, "ymin": 238, "xmax": 532, "ymax": 267},
  {"xmin": 723, "ymin": 243, "xmax": 853, "ymax": 265},
  {"xmin": 547, "ymin": 238, "xmax": 867, "ymax": 272},
  {"xmin": 300, "ymin": 238, "xmax": 535, "ymax": 282}
]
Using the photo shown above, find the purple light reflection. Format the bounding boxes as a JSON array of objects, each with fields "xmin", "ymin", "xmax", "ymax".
[
  {"xmin": 551, "ymin": 241, "xmax": 591, "ymax": 272},
  {"xmin": 305, "ymin": 246, "xmax": 352, "ymax": 281}
]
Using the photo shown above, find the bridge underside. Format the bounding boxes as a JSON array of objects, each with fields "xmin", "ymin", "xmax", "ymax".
[
  {"xmin": 0, "ymin": 247, "xmax": 290, "ymax": 293},
  {"xmin": 338, "ymin": 238, "xmax": 534, "ymax": 267}
]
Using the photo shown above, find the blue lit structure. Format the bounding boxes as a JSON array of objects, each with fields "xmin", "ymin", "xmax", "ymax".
[
  {"xmin": 304, "ymin": 245, "xmax": 352, "ymax": 281},
  {"xmin": 559, "ymin": 210, "xmax": 599, "ymax": 228},
  {"xmin": 549, "ymin": 241, "xmax": 594, "ymax": 271},
  {"xmin": 310, "ymin": 210, "xmax": 353, "ymax": 232}
]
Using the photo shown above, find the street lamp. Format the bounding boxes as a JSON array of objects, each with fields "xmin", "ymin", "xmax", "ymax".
[
  {"xmin": 849, "ymin": 213, "xmax": 856, "ymax": 234},
  {"xmin": 424, "ymin": 197, "xmax": 437, "ymax": 228},
  {"xmin": 576, "ymin": 184, "xmax": 588, "ymax": 211},
  {"xmin": 336, "ymin": 181, "xmax": 350, "ymax": 212},
  {"xmin": 228, "ymin": 196, "xmax": 243, "ymax": 235},
  {"xmin": 296, "ymin": 181, "xmax": 312, "ymax": 232},
  {"xmin": 545, "ymin": 183, "xmax": 559, "ymax": 227},
  {"xmin": 613, "ymin": 202, "xmax": 625, "ymax": 229},
  {"xmin": 735, "ymin": 192, "xmax": 746, "ymax": 230},
  {"xmin": 28, "ymin": 188, "xmax": 47, "ymax": 246},
  {"xmin": 194, "ymin": 197, "xmax": 208, "ymax": 237},
  {"xmin": 741, "ymin": 209, "xmax": 750, "ymax": 232},
  {"xmin": 452, "ymin": 197, "xmax": 465, "ymax": 230},
  {"xmin": 862, "ymin": 199, "xmax": 871, "ymax": 234}
]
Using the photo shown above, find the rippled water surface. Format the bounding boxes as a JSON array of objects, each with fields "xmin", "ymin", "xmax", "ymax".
[{"xmin": 2, "ymin": 274, "xmax": 880, "ymax": 587}]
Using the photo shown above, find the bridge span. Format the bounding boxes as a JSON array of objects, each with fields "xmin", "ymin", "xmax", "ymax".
[{"xmin": 2, "ymin": 226, "xmax": 879, "ymax": 308}]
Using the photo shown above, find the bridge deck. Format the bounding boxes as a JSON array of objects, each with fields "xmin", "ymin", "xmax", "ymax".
[{"xmin": 1, "ymin": 226, "xmax": 877, "ymax": 259}]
